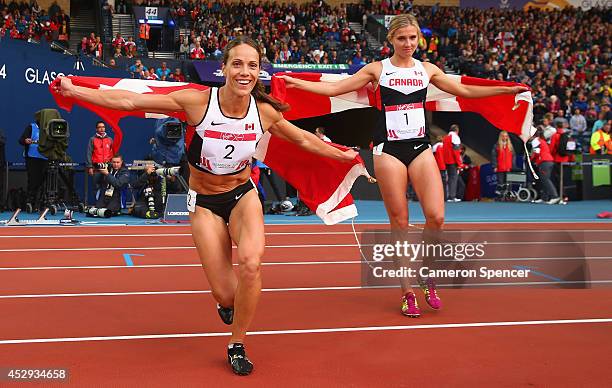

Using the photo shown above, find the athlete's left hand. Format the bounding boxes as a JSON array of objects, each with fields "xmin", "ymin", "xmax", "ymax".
[
  {"xmin": 341, "ymin": 148, "xmax": 359, "ymax": 161},
  {"xmin": 508, "ymin": 85, "xmax": 530, "ymax": 94}
]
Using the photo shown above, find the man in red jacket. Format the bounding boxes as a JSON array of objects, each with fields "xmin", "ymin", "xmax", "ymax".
[
  {"xmin": 86, "ymin": 121, "xmax": 114, "ymax": 176},
  {"xmin": 530, "ymin": 128, "xmax": 561, "ymax": 204},
  {"xmin": 443, "ymin": 124, "xmax": 464, "ymax": 202},
  {"xmin": 549, "ymin": 121, "xmax": 572, "ymax": 195}
]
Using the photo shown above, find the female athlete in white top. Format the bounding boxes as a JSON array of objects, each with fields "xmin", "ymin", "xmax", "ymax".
[
  {"xmin": 280, "ymin": 14, "xmax": 527, "ymax": 317},
  {"xmin": 54, "ymin": 36, "xmax": 357, "ymax": 376}
]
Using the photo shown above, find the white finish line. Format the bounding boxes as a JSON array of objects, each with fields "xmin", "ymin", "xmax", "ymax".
[{"xmin": 0, "ymin": 318, "xmax": 610, "ymax": 345}]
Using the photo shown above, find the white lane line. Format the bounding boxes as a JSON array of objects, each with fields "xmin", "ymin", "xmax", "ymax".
[
  {"xmin": 2, "ymin": 280, "xmax": 612, "ymax": 300},
  {"xmin": 0, "ymin": 232, "xmax": 376, "ymax": 239},
  {"xmin": 0, "ymin": 241, "xmax": 610, "ymax": 253},
  {"xmin": 1, "ymin": 229, "xmax": 609, "ymax": 239},
  {"xmin": 1, "ymin": 318, "xmax": 611, "ymax": 345},
  {"xmin": 0, "ymin": 286, "xmax": 380, "ymax": 299},
  {"xmin": 0, "ymin": 256, "xmax": 610, "ymax": 271},
  {"xmin": 0, "ymin": 261, "xmax": 363, "ymax": 271}
]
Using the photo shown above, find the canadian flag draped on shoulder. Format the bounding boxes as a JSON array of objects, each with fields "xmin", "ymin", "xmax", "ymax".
[
  {"xmin": 49, "ymin": 74, "xmax": 533, "ymax": 224},
  {"xmin": 271, "ymin": 72, "xmax": 534, "ymax": 142},
  {"xmin": 48, "ymin": 76, "xmax": 370, "ymax": 225}
]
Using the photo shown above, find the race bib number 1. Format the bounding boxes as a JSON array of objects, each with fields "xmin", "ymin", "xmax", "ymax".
[{"xmin": 385, "ymin": 103, "xmax": 426, "ymax": 141}]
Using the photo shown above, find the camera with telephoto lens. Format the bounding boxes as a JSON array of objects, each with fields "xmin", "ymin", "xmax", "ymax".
[
  {"xmin": 47, "ymin": 119, "xmax": 69, "ymax": 139},
  {"xmin": 155, "ymin": 166, "xmax": 181, "ymax": 177},
  {"xmin": 164, "ymin": 122, "xmax": 183, "ymax": 140},
  {"xmin": 85, "ymin": 206, "xmax": 112, "ymax": 218}
]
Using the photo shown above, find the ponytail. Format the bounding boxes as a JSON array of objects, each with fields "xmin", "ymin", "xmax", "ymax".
[{"xmin": 251, "ymin": 79, "xmax": 289, "ymax": 112}]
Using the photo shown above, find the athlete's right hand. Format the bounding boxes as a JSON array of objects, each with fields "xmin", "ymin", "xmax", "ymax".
[{"xmin": 53, "ymin": 76, "xmax": 75, "ymax": 98}]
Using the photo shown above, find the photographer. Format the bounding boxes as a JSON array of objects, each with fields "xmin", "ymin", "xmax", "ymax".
[
  {"xmin": 131, "ymin": 163, "xmax": 163, "ymax": 219},
  {"xmin": 91, "ymin": 154, "xmax": 129, "ymax": 216}
]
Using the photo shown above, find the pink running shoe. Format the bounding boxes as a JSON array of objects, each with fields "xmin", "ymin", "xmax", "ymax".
[
  {"xmin": 420, "ymin": 278, "xmax": 442, "ymax": 310},
  {"xmin": 401, "ymin": 292, "xmax": 420, "ymax": 317}
]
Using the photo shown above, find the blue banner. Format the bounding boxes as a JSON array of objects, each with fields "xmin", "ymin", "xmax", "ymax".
[
  {"xmin": 480, "ymin": 163, "xmax": 497, "ymax": 198},
  {"xmin": 0, "ymin": 38, "xmax": 161, "ymax": 164}
]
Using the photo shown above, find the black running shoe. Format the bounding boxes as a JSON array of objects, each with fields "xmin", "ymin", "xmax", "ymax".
[
  {"xmin": 227, "ymin": 343, "xmax": 253, "ymax": 376},
  {"xmin": 217, "ymin": 303, "xmax": 234, "ymax": 325}
]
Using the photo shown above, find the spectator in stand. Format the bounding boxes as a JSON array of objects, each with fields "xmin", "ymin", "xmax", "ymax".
[
  {"xmin": 169, "ymin": 68, "xmax": 186, "ymax": 82},
  {"xmin": 112, "ymin": 32, "xmax": 125, "ymax": 52},
  {"xmin": 77, "ymin": 36, "xmax": 88, "ymax": 54},
  {"xmin": 124, "ymin": 36, "xmax": 136, "ymax": 56},
  {"xmin": 129, "ymin": 59, "xmax": 146, "ymax": 74},
  {"xmin": 542, "ymin": 116, "xmax": 556, "ymax": 142},
  {"xmin": 147, "ymin": 69, "xmax": 159, "ymax": 80},
  {"xmin": 592, "ymin": 111, "xmax": 608, "ymax": 133},
  {"xmin": 379, "ymin": 41, "xmax": 391, "ymax": 59},
  {"xmin": 190, "ymin": 40, "xmax": 205, "ymax": 59},
  {"xmin": 570, "ymin": 108, "xmax": 588, "ymax": 149},
  {"xmin": 156, "ymin": 62, "xmax": 171, "ymax": 80},
  {"xmin": 570, "ymin": 108, "xmax": 587, "ymax": 136}
]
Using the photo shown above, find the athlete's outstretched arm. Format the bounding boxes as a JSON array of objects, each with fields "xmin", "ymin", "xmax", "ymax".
[
  {"xmin": 424, "ymin": 63, "xmax": 529, "ymax": 98},
  {"xmin": 276, "ymin": 62, "xmax": 380, "ymax": 97},
  {"xmin": 262, "ymin": 104, "xmax": 357, "ymax": 162},
  {"xmin": 53, "ymin": 76, "xmax": 204, "ymax": 115}
]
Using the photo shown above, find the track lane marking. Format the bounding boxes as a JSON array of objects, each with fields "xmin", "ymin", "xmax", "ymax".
[{"xmin": 1, "ymin": 318, "xmax": 611, "ymax": 345}]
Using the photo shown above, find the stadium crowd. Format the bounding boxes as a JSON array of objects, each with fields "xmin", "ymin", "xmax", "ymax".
[
  {"xmin": 0, "ymin": 0, "xmax": 69, "ymax": 43},
  {"xmin": 4, "ymin": 0, "xmax": 610, "ymax": 151}
]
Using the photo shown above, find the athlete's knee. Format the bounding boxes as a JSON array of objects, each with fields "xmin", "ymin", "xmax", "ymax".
[
  {"xmin": 392, "ymin": 219, "xmax": 410, "ymax": 229},
  {"xmin": 237, "ymin": 253, "xmax": 262, "ymax": 282},
  {"xmin": 388, "ymin": 210, "xmax": 409, "ymax": 229},
  {"xmin": 425, "ymin": 212, "xmax": 444, "ymax": 229}
]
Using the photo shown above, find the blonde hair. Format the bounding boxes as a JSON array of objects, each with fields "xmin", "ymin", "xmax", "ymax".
[
  {"xmin": 386, "ymin": 14, "xmax": 421, "ymax": 42},
  {"xmin": 497, "ymin": 131, "xmax": 514, "ymax": 153}
]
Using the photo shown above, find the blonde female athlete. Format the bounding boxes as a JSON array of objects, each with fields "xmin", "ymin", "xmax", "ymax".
[
  {"xmin": 54, "ymin": 36, "xmax": 357, "ymax": 375},
  {"xmin": 280, "ymin": 14, "xmax": 527, "ymax": 317}
]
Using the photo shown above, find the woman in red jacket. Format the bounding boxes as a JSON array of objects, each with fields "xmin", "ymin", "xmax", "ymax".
[
  {"xmin": 491, "ymin": 130, "xmax": 515, "ymax": 195},
  {"xmin": 530, "ymin": 128, "xmax": 560, "ymax": 204}
]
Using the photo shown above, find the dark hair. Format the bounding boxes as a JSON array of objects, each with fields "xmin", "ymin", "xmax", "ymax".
[
  {"xmin": 96, "ymin": 121, "xmax": 105, "ymax": 127},
  {"xmin": 450, "ymin": 124, "xmax": 460, "ymax": 132},
  {"xmin": 222, "ymin": 36, "xmax": 289, "ymax": 112},
  {"xmin": 112, "ymin": 154, "xmax": 123, "ymax": 160}
]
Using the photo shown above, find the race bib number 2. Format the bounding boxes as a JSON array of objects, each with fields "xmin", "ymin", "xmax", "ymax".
[{"xmin": 385, "ymin": 103, "xmax": 426, "ymax": 141}]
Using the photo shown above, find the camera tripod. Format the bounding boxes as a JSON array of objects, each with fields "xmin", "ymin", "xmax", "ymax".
[{"xmin": 26, "ymin": 161, "xmax": 84, "ymax": 215}]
